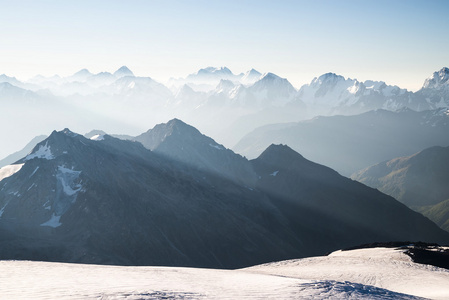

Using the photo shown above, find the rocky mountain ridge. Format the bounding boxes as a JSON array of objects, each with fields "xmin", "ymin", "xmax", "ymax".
[{"xmin": 1, "ymin": 120, "xmax": 448, "ymax": 268}]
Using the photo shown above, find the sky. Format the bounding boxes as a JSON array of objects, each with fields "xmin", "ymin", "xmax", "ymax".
[{"xmin": 1, "ymin": 0, "xmax": 448, "ymax": 91}]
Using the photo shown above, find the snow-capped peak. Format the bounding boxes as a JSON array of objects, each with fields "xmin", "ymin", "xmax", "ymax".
[
  {"xmin": 312, "ymin": 72, "xmax": 346, "ymax": 86},
  {"xmin": 72, "ymin": 69, "xmax": 92, "ymax": 77},
  {"xmin": 113, "ymin": 66, "xmax": 134, "ymax": 78},
  {"xmin": 422, "ymin": 67, "xmax": 449, "ymax": 89},
  {"xmin": 73, "ymin": 68, "xmax": 91, "ymax": 76},
  {"xmin": 67, "ymin": 68, "xmax": 93, "ymax": 83},
  {"xmin": 259, "ymin": 72, "xmax": 282, "ymax": 81},
  {"xmin": 252, "ymin": 72, "xmax": 296, "ymax": 92},
  {"xmin": 197, "ymin": 66, "xmax": 233, "ymax": 76},
  {"xmin": 241, "ymin": 69, "xmax": 262, "ymax": 85},
  {"xmin": 0, "ymin": 74, "xmax": 22, "ymax": 86}
]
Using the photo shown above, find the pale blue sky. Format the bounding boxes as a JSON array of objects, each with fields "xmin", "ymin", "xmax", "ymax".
[{"xmin": 1, "ymin": 0, "xmax": 448, "ymax": 90}]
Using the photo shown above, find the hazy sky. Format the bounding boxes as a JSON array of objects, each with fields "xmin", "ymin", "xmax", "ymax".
[{"xmin": 1, "ymin": 0, "xmax": 448, "ymax": 90}]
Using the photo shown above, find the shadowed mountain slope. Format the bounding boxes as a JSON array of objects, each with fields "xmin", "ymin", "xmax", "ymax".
[
  {"xmin": 352, "ymin": 146, "xmax": 449, "ymax": 232},
  {"xmin": 0, "ymin": 123, "xmax": 448, "ymax": 268},
  {"xmin": 234, "ymin": 108, "xmax": 449, "ymax": 176},
  {"xmin": 134, "ymin": 119, "xmax": 257, "ymax": 186},
  {"xmin": 352, "ymin": 146, "xmax": 449, "ymax": 208}
]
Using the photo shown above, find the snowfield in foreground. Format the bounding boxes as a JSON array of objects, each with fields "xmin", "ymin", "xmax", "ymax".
[
  {"xmin": 1, "ymin": 247, "xmax": 448, "ymax": 299},
  {"xmin": 245, "ymin": 247, "xmax": 449, "ymax": 300}
]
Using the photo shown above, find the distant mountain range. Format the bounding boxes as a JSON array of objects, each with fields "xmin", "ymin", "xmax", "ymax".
[
  {"xmin": 1, "ymin": 66, "xmax": 449, "ymax": 159},
  {"xmin": 3, "ymin": 66, "xmax": 449, "ymax": 112},
  {"xmin": 1, "ymin": 120, "xmax": 448, "ymax": 268}
]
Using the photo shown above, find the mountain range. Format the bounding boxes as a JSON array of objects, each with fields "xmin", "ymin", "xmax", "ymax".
[
  {"xmin": 1, "ymin": 119, "xmax": 448, "ymax": 268},
  {"xmin": 1, "ymin": 66, "xmax": 449, "ymax": 160},
  {"xmin": 233, "ymin": 108, "xmax": 449, "ymax": 176},
  {"xmin": 3, "ymin": 66, "xmax": 449, "ymax": 112}
]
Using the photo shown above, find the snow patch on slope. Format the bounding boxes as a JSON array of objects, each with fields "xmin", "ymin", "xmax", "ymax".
[
  {"xmin": 29, "ymin": 166, "xmax": 39, "ymax": 178},
  {"xmin": 90, "ymin": 134, "xmax": 105, "ymax": 141},
  {"xmin": 209, "ymin": 143, "xmax": 224, "ymax": 150},
  {"xmin": 39, "ymin": 166, "xmax": 83, "ymax": 228},
  {"xmin": 25, "ymin": 142, "xmax": 54, "ymax": 160},
  {"xmin": 40, "ymin": 213, "xmax": 62, "ymax": 228},
  {"xmin": 0, "ymin": 201, "xmax": 10, "ymax": 218},
  {"xmin": 0, "ymin": 163, "xmax": 24, "ymax": 182},
  {"xmin": 57, "ymin": 166, "xmax": 82, "ymax": 197}
]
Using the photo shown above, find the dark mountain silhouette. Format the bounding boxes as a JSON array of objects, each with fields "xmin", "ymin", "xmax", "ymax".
[
  {"xmin": 250, "ymin": 144, "xmax": 449, "ymax": 249},
  {"xmin": 0, "ymin": 122, "xmax": 448, "ymax": 268},
  {"xmin": 352, "ymin": 145, "xmax": 449, "ymax": 232},
  {"xmin": 134, "ymin": 119, "xmax": 257, "ymax": 186},
  {"xmin": 352, "ymin": 146, "xmax": 449, "ymax": 207}
]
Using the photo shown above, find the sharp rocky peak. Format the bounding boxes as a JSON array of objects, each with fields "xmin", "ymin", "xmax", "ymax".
[
  {"xmin": 314, "ymin": 72, "xmax": 346, "ymax": 84},
  {"xmin": 165, "ymin": 118, "xmax": 199, "ymax": 134},
  {"xmin": 198, "ymin": 66, "xmax": 233, "ymax": 75},
  {"xmin": 258, "ymin": 144, "xmax": 305, "ymax": 162},
  {"xmin": 253, "ymin": 72, "xmax": 294, "ymax": 88},
  {"xmin": 42, "ymin": 128, "xmax": 86, "ymax": 146},
  {"xmin": 260, "ymin": 72, "xmax": 282, "ymax": 81},
  {"xmin": 72, "ymin": 69, "xmax": 92, "ymax": 76},
  {"xmin": 247, "ymin": 68, "xmax": 261, "ymax": 74},
  {"xmin": 61, "ymin": 128, "xmax": 79, "ymax": 137},
  {"xmin": 135, "ymin": 119, "xmax": 202, "ymax": 150},
  {"xmin": 113, "ymin": 66, "xmax": 134, "ymax": 78}
]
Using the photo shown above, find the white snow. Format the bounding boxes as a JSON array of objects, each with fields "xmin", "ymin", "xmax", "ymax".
[
  {"xmin": 209, "ymin": 143, "xmax": 224, "ymax": 150},
  {"xmin": 57, "ymin": 166, "xmax": 82, "ymax": 196},
  {"xmin": 269, "ymin": 170, "xmax": 279, "ymax": 176},
  {"xmin": 127, "ymin": 81, "xmax": 136, "ymax": 89},
  {"xmin": 245, "ymin": 247, "xmax": 449, "ymax": 300},
  {"xmin": 40, "ymin": 213, "xmax": 62, "ymax": 228},
  {"xmin": 0, "ymin": 260, "xmax": 423, "ymax": 299},
  {"xmin": 0, "ymin": 163, "xmax": 24, "ymax": 182},
  {"xmin": 0, "ymin": 201, "xmax": 9, "ymax": 218},
  {"xmin": 90, "ymin": 134, "xmax": 105, "ymax": 141},
  {"xmin": 27, "ymin": 183, "xmax": 36, "ymax": 191},
  {"xmin": 25, "ymin": 142, "xmax": 54, "ymax": 160},
  {"xmin": 29, "ymin": 166, "xmax": 39, "ymax": 178},
  {"xmin": 347, "ymin": 82, "xmax": 360, "ymax": 94},
  {"xmin": 43, "ymin": 200, "xmax": 51, "ymax": 210}
]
